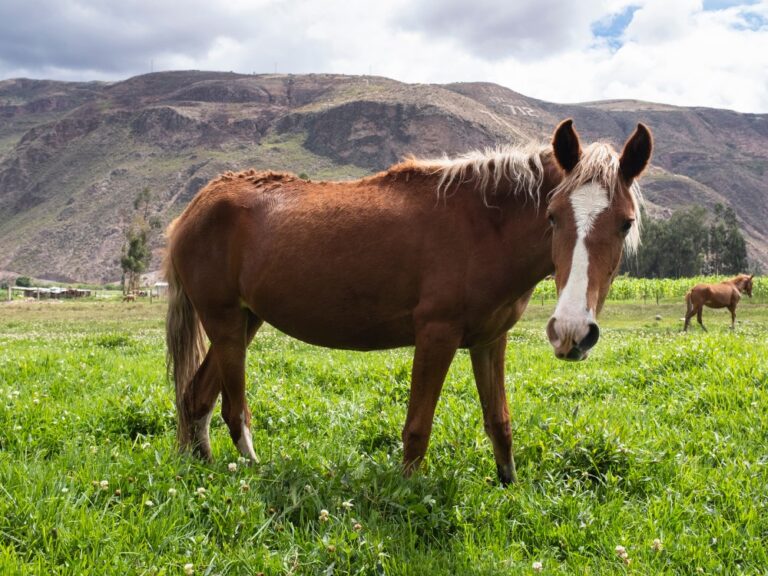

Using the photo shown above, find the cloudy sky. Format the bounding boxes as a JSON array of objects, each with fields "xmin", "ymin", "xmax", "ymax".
[{"xmin": 0, "ymin": 0, "xmax": 766, "ymax": 112}]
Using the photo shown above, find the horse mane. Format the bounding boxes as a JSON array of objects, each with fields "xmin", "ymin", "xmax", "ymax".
[
  {"xmin": 210, "ymin": 169, "xmax": 298, "ymax": 187},
  {"xmin": 729, "ymin": 273, "xmax": 752, "ymax": 286},
  {"xmin": 391, "ymin": 142, "xmax": 550, "ymax": 208}
]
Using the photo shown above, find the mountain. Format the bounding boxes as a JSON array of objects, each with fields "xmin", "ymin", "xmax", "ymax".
[{"xmin": 0, "ymin": 71, "xmax": 766, "ymax": 283}]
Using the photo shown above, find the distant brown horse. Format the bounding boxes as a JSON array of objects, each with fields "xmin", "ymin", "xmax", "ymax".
[
  {"xmin": 165, "ymin": 119, "xmax": 652, "ymax": 484},
  {"xmin": 684, "ymin": 274, "xmax": 753, "ymax": 331}
]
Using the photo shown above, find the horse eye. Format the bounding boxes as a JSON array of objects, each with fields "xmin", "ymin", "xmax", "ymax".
[
  {"xmin": 620, "ymin": 219, "xmax": 634, "ymax": 236},
  {"xmin": 548, "ymin": 214, "xmax": 556, "ymax": 228}
]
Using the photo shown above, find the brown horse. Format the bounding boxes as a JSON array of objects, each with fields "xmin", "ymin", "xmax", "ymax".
[
  {"xmin": 684, "ymin": 274, "xmax": 753, "ymax": 331},
  {"xmin": 165, "ymin": 119, "xmax": 652, "ymax": 484}
]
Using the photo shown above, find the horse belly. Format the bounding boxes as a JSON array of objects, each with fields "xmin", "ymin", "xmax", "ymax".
[
  {"xmin": 701, "ymin": 286, "xmax": 731, "ymax": 308},
  {"xmin": 263, "ymin": 308, "xmax": 416, "ymax": 350},
  {"xmin": 240, "ymin": 223, "xmax": 421, "ymax": 350},
  {"xmin": 244, "ymin": 279, "xmax": 417, "ymax": 350}
]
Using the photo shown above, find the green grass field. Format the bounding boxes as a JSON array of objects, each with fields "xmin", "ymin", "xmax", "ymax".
[{"xmin": 1, "ymin": 298, "xmax": 767, "ymax": 575}]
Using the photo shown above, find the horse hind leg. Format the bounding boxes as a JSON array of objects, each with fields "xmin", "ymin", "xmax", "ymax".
[
  {"xmin": 212, "ymin": 309, "xmax": 263, "ymax": 462},
  {"xmin": 185, "ymin": 310, "xmax": 262, "ymax": 461},
  {"xmin": 683, "ymin": 294, "xmax": 694, "ymax": 331},
  {"xmin": 185, "ymin": 351, "xmax": 221, "ymax": 461},
  {"xmin": 683, "ymin": 308, "xmax": 695, "ymax": 332},
  {"xmin": 697, "ymin": 308, "xmax": 707, "ymax": 332}
]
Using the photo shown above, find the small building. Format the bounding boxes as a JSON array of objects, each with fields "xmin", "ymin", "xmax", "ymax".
[
  {"xmin": 153, "ymin": 282, "xmax": 169, "ymax": 298},
  {"xmin": 11, "ymin": 286, "xmax": 92, "ymax": 299}
]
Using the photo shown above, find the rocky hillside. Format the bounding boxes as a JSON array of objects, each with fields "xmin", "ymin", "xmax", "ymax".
[{"xmin": 1, "ymin": 71, "xmax": 766, "ymax": 282}]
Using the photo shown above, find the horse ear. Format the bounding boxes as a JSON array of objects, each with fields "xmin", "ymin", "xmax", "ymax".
[
  {"xmin": 619, "ymin": 123, "xmax": 652, "ymax": 183},
  {"xmin": 552, "ymin": 119, "xmax": 581, "ymax": 173}
]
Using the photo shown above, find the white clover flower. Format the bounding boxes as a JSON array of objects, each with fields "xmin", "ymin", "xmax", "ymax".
[
  {"xmin": 141, "ymin": 442, "xmax": 151, "ymax": 450},
  {"xmin": 342, "ymin": 500, "xmax": 354, "ymax": 510},
  {"xmin": 168, "ymin": 488, "xmax": 177, "ymax": 497},
  {"xmin": 319, "ymin": 509, "xmax": 330, "ymax": 522},
  {"xmin": 532, "ymin": 560, "xmax": 543, "ymax": 572},
  {"xmin": 228, "ymin": 462, "xmax": 237, "ymax": 472},
  {"xmin": 184, "ymin": 563, "xmax": 194, "ymax": 575},
  {"xmin": 614, "ymin": 545, "xmax": 629, "ymax": 564},
  {"xmin": 145, "ymin": 500, "xmax": 154, "ymax": 507},
  {"xmin": 196, "ymin": 487, "xmax": 206, "ymax": 497},
  {"xmin": 99, "ymin": 480, "xmax": 109, "ymax": 490},
  {"xmin": 652, "ymin": 538, "xmax": 663, "ymax": 551}
]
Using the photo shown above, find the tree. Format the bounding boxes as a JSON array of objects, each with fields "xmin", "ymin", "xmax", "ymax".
[
  {"xmin": 15, "ymin": 276, "xmax": 32, "ymax": 287},
  {"xmin": 718, "ymin": 205, "xmax": 747, "ymax": 274},
  {"xmin": 624, "ymin": 204, "xmax": 747, "ymax": 278},
  {"xmin": 121, "ymin": 229, "xmax": 150, "ymax": 293},
  {"xmin": 624, "ymin": 206, "xmax": 707, "ymax": 278},
  {"xmin": 120, "ymin": 188, "xmax": 156, "ymax": 293}
]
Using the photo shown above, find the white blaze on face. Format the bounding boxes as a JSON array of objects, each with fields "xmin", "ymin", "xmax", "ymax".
[{"xmin": 552, "ymin": 183, "xmax": 609, "ymax": 334}]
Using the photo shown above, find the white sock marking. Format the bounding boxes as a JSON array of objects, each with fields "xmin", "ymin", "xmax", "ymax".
[
  {"xmin": 235, "ymin": 411, "xmax": 257, "ymax": 461},
  {"xmin": 194, "ymin": 409, "xmax": 213, "ymax": 446}
]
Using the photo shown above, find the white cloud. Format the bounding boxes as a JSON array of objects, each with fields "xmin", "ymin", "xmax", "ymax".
[{"xmin": 0, "ymin": 0, "xmax": 765, "ymax": 112}]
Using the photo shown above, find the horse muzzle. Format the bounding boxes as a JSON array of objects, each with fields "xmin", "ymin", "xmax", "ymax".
[{"xmin": 546, "ymin": 317, "xmax": 600, "ymax": 361}]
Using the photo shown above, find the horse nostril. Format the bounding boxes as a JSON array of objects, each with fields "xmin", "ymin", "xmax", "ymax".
[
  {"xmin": 546, "ymin": 317, "xmax": 558, "ymax": 345},
  {"xmin": 578, "ymin": 322, "xmax": 600, "ymax": 352},
  {"xmin": 566, "ymin": 347, "xmax": 583, "ymax": 361}
]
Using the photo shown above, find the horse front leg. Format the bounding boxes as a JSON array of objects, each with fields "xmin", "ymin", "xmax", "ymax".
[
  {"xmin": 401, "ymin": 322, "xmax": 460, "ymax": 476},
  {"xmin": 729, "ymin": 305, "xmax": 737, "ymax": 329},
  {"xmin": 470, "ymin": 335, "xmax": 517, "ymax": 485}
]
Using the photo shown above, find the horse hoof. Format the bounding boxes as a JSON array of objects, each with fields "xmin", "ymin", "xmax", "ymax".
[
  {"xmin": 497, "ymin": 464, "xmax": 517, "ymax": 486},
  {"xmin": 192, "ymin": 443, "xmax": 213, "ymax": 462}
]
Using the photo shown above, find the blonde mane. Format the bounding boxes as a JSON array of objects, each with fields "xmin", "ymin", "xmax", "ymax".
[{"xmin": 403, "ymin": 142, "xmax": 550, "ymax": 207}]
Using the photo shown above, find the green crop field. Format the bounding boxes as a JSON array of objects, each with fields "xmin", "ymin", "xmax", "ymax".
[{"xmin": 1, "ymin": 295, "xmax": 767, "ymax": 575}]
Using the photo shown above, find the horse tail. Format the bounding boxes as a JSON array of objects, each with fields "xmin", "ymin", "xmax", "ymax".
[
  {"xmin": 164, "ymin": 232, "xmax": 206, "ymax": 451},
  {"xmin": 685, "ymin": 290, "xmax": 693, "ymax": 314}
]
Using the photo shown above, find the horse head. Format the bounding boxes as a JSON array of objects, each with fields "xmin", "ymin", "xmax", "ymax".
[
  {"xmin": 545, "ymin": 119, "xmax": 652, "ymax": 360},
  {"xmin": 742, "ymin": 274, "xmax": 754, "ymax": 297}
]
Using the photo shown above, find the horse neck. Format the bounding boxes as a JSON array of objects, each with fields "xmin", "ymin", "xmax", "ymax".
[
  {"xmin": 728, "ymin": 276, "xmax": 746, "ymax": 290},
  {"xmin": 491, "ymin": 159, "xmax": 559, "ymax": 282},
  {"xmin": 738, "ymin": 277, "xmax": 751, "ymax": 292}
]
